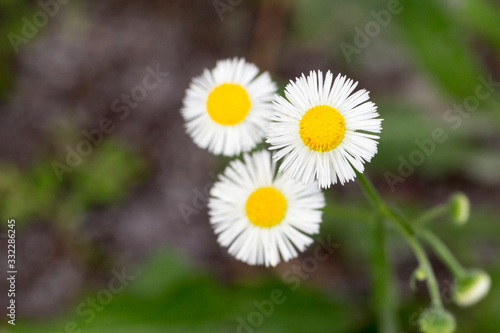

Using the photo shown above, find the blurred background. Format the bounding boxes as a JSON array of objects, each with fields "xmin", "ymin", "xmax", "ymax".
[{"xmin": 0, "ymin": 0, "xmax": 499, "ymax": 332}]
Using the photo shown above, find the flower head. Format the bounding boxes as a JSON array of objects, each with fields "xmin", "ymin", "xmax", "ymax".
[
  {"xmin": 267, "ymin": 71, "xmax": 382, "ymax": 188},
  {"xmin": 448, "ymin": 192, "xmax": 470, "ymax": 225},
  {"xmin": 419, "ymin": 307, "xmax": 456, "ymax": 333},
  {"xmin": 454, "ymin": 269, "xmax": 491, "ymax": 307},
  {"xmin": 208, "ymin": 150, "xmax": 325, "ymax": 267},
  {"xmin": 181, "ymin": 58, "xmax": 277, "ymax": 156}
]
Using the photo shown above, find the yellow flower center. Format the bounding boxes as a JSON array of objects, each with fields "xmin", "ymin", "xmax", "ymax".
[
  {"xmin": 245, "ymin": 187, "xmax": 287, "ymax": 228},
  {"xmin": 299, "ymin": 105, "xmax": 346, "ymax": 152},
  {"xmin": 206, "ymin": 83, "xmax": 251, "ymax": 125}
]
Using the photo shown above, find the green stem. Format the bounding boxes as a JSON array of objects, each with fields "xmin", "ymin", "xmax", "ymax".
[
  {"xmin": 355, "ymin": 170, "xmax": 385, "ymax": 208},
  {"xmin": 356, "ymin": 172, "xmax": 415, "ymax": 236},
  {"xmin": 414, "ymin": 204, "xmax": 448, "ymax": 226},
  {"xmin": 356, "ymin": 172, "xmax": 443, "ymax": 308},
  {"xmin": 419, "ymin": 229, "xmax": 468, "ymax": 280},
  {"xmin": 371, "ymin": 215, "xmax": 398, "ymax": 333}
]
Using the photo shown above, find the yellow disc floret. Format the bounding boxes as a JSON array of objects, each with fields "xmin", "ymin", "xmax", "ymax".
[
  {"xmin": 245, "ymin": 187, "xmax": 287, "ymax": 228},
  {"xmin": 206, "ymin": 83, "xmax": 251, "ymax": 125},
  {"xmin": 299, "ymin": 105, "xmax": 346, "ymax": 152}
]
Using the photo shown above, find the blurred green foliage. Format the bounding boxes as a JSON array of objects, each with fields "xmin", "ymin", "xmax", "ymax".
[
  {"xmin": 7, "ymin": 252, "xmax": 365, "ymax": 333},
  {"xmin": 0, "ymin": 0, "xmax": 34, "ymax": 99},
  {"xmin": 396, "ymin": 0, "xmax": 485, "ymax": 98},
  {"xmin": 0, "ymin": 140, "xmax": 146, "ymax": 228}
]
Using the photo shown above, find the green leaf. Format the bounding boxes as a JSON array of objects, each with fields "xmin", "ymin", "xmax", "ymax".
[{"xmin": 396, "ymin": 0, "xmax": 486, "ymax": 98}]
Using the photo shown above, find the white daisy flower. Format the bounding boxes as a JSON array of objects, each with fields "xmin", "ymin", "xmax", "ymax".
[
  {"xmin": 267, "ymin": 70, "xmax": 383, "ymax": 188},
  {"xmin": 208, "ymin": 150, "xmax": 325, "ymax": 267},
  {"xmin": 181, "ymin": 58, "xmax": 277, "ymax": 156}
]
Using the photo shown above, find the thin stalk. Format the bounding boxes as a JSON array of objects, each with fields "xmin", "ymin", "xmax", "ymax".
[
  {"xmin": 414, "ymin": 204, "xmax": 448, "ymax": 226},
  {"xmin": 371, "ymin": 215, "xmax": 398, "ymax": 333},
  {"xmin": 356, "ymin": 173, "xmax": 415, "ymax": 236},
  {"xmin": 356, "ymin": 172, "xmax": 443, "ymax": 308},
  {"xmin": 419, "ymin": 229, "xmax": 468, "ymax": 280}
]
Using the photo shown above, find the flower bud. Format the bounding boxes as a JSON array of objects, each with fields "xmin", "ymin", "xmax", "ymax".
[
  {"xmin": 415, "ymin": 267, "xmax": 426, "ymax": 281},
  {"xmin": 410, "ymin": 267, "xmax": 427, "ymax": 291},
  {"xmin": 448, "ymin": 192, "xmax": 469, "ymax": 225},
  {"xmin": 419, "ymin": 307, "xmax": 456, "ymax": 333},
  {"xmin": 454, "ymin": 270, "xmax": 491, "ymax": 307}
]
